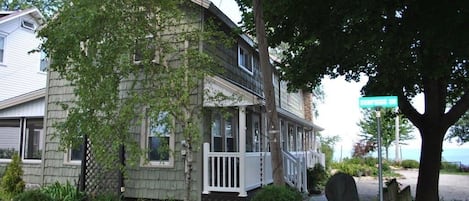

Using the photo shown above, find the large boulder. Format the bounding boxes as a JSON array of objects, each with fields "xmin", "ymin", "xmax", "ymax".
[{"xmin": 325, "ymin": 173, "xmax": 359, "ymax": 201}]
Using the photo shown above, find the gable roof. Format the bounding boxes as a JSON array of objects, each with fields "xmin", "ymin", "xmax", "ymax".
[
  {"xmin": 0, "ymin": 88, "xmax": 46, "ymax": 111},
  {"xmin": 0, "ymin": 7, "xmax": 45, "ymax": 26}
]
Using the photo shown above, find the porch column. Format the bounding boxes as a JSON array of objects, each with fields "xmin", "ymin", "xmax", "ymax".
[{"xmin": 238, "ymin": 106, "xmax": 247, "ymax": 197}]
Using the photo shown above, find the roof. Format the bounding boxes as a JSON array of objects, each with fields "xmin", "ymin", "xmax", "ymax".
[
  {"xmin": 0, "ymin": 88, "xmax": 46, "ymax": 110},
  {"xmin": 0, "ymin": 7, "xmax": 45, "ymax": 26}
]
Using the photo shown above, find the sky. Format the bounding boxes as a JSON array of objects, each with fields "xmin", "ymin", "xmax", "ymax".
[{"xmin": 213, "ymin": 0, "xmax": 469, "ymax": 156}]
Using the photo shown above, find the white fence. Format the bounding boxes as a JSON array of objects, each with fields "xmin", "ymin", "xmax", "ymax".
[{"xmin": 203, "ymin": 142, "xmax": 313, "ymax": 196}]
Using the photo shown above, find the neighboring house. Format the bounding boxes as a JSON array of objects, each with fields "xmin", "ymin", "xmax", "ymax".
[
  {"xmin": 0, "ymin": 8, "xmax": 47, "ymax": 101},
  {"xmin": 26, "ymin": 1, "xmax": 324, "ymax": 201},
  {"xmin": 0, "ymin": 88, "xmax": 45, "ymax": 187},
  {"xmin": 0, "ymin": 8, "xmax": 46, "ymax": 188}
]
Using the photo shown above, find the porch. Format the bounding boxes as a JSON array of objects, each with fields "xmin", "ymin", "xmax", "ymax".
[{"xmin": 202, "ymin": 143, "xmax": 323, "ymax": 197}]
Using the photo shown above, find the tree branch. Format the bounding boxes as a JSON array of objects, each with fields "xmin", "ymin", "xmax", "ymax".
[
  {"xmin": 398, "ymin": 92, "xmax": 423, "ymax": 130},
  {"xmin": 444, "ymin": 91, "xmax": 469, "ymax": 128}
]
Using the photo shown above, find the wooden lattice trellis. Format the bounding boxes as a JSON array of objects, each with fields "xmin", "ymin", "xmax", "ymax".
[{"xmin": 79, "ymin": 135, "xmax": 122, "ymax": 198}]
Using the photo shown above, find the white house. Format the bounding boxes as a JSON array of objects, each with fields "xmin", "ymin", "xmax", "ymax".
[
  {"xmin": 0, "ymin": 8, "xmax": 46, "ymax": 101},
  {"xmin": 0, "ymin": 8, "xmax": 46, "ymax": 187}
]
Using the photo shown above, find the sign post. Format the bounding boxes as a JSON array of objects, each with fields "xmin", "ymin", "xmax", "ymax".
[{"xmin": 359, "ymin": 96, "xmax": 398, "ymax": 201}]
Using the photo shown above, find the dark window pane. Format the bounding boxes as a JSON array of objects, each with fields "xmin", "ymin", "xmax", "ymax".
[
  {"xmin": 0, "ymin": 119, "xmax": 20, "ymax": 159},
  {"xmin": 24, "ymin": 118, "xmax": 43, "ymax": 159},
  {"xmin": 148, "ymin": 136, "xmax": 169, "ymax": 161}
]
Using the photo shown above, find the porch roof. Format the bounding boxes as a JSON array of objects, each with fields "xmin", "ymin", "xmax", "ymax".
[{"xmin": 277, "ymin": 107, "xmax": 324, "ymax": 131}]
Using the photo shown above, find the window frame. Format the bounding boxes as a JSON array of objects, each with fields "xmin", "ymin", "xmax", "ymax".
[
  {"xmin": 21, "ymin": 118, "xmax": 43, "ymax": 163},
  {"xmin": 63, "ymin": 136, "xmax": 84, "ymax": 165},
  {"xmin": 141, "ymin": 111, "xmax": 174, "ymax": 168},
  {"xmin": 0, "ymin": 34, "xmax": 6, "ymax": 65},
  {"xmin": 238, "ymin": 45, "xmax": 253, "ymax": 75},
  {"xmin": 0, "ymin": 119, "xmax": 21, "ymax": 162}
]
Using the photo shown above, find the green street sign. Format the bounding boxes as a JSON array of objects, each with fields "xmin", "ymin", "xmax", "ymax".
[{"xmin": 359, "ymin": 96, "xmax": 398, "ymax": 108}]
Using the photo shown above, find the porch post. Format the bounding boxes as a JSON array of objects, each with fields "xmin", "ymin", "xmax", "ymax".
[
  {"xmin": 238, "ymin": 106, "xmax": 247, "ymax": 197},
  {"xmin": 202, "ymin": 143, "xmax": 209, "ymax": 194}
]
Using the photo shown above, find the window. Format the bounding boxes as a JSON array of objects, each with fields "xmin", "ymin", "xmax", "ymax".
[
  {"xmin": 23, "ymin": 118, "xmax": 43, "ymax": 160},
  {"xmin": 143, "ymin": 112, "xmax": 173, "ymax": 167},
  {"xmin": 21, "ymin": 20, "xmax": 35, "ymax": 31},
  {"xmin": 134, "ymin": 37, "xmax": 159, "ymax": 64},
  {"xmin": 211, "ymin": 110, "xmax": 237, "ymax": 152},
  {"xmin": 238, "ymin": 45, "xmax": 253, "ymax": 74},
  {"xmin": 39, "ymin": 50, "xmax": 48, "ymax": 72},
  {"xmin": 0, "ymin": 119, "xmax": 20, "ymax": 160},
  {"xmin": 0, "ymin": 36, "xmax": 4, "ymax": 63},
  {"xmin": 0, "ymin": 118, "xmax": 43, "ymax": 162}
]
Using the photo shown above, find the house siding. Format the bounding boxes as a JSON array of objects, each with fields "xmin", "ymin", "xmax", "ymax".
[
  {"xmin": 43, "ymin": 71, "xmax": 80, "ymax": 185},
  {"xmin": 0, "ymin": 16, "xmax": 45, "ymax": 101}
]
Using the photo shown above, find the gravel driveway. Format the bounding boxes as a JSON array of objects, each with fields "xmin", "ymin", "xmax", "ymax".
[{"xmin": 354, "ymin": 169, "xmax": 469, "ymax": 201}]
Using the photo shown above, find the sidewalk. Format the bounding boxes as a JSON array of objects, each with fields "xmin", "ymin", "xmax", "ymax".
[{"xmin": 308, "ymin": 194, "xmax": 327, "ymax": 201}]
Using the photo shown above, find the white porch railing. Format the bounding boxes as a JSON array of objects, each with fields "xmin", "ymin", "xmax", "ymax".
[
  {"xmin": 283, "ymin": 151, "xmax": 308, "ymax": 193},
  {"xmin": 306, "ymin": 150, "xmax": 326, "ymax": 168},
  {"xmin": 202, "ymin": 143, "xmax": 274, "ymax": 197}
]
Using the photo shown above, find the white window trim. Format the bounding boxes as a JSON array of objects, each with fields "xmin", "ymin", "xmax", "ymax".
[
  {"xmin": 0, "ymin": 34, "xmax": 6, "ymax": 66},
  {"xmin": 140, "ymin": 111, "xmax": 175, "ymax": 168},
  {"xmin": 63, "ymin": 149, "xmax": 82, "ymax": 165},
  {"xmin": 21, "ymin": 19, "xmax": 36, "ymax": 31},
  {"xmin": 238, "ymin": 45, "xmax": 253, "ymax": 75},
  {"xmin": 21, "ymin": 118, "xmax": 43, "ymax": 162}
]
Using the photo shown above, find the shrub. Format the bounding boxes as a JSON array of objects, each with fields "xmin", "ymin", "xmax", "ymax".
[
  {"xmin": 401, "ymin": 159, "xmax": 419, "ymax": 169},
  {"xmin": 251, "ymin": 185, "xmax": 302, "ymax": 201},
  {"xmin": 441, "ymin": 161, "xmax": 460, "ymax": 172},
  {"xmin": 13, "ymin": 190, "xmax": 53, "ymax": 201},
  {"xmin": 307, "ymin": 163, "xmax": 329, "ymax": 194},
  {"xmin": 1, "ymin": 154, "xmax": 25, "ymax": 199},
  {"xmin": 41, "ymin": 181, "xmax": 85, "ymax": 201}
]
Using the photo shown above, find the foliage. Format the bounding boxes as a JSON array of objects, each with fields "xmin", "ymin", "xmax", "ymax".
[
  {"xmin": 446, "ymin": 111, "xmax": 469, "ymax": 145},
  {"xmin": 0, "ymin": 0, "xmax": 62, "ymax": 19},
  {"xmin": 1, "ymin": 154, "xmax": 25, "ymax": 199},
  {"xmin": 13, "ymin": 190, "xmax": 53, "ymax": 201},
  {"xmin": 440, "ymin": 162, "xmax": 461, "ymax": 173},
  {"xmin": 401, "ymin": 160, "xmax": 420, "ymax": 169},
  {"xmin": 88, "ymin": 193, "xmax": 121, "ymax": 201},
  {"xmin": 236, "ymin": 1, "xmax": 469, "ymax": 200},
  {"xmin": 319, "ymin": 134, "xmax": 340, "ymax": 169},
  {"xmin": 332, "ymin": 157, "xmax": 393, "ymax": 177},
  {"xmin": 251, "ymin": 185, "xmax": 302, "ymax": 201},
  {"xmin": 357, "ymin": 108, "xmax": 414, "ymax": 160},
  {"xmin": 38, "ymin": 1, "xmax": 232, "ymax": 200},
  {"xmin": 307, "ymin": 163, "xmax": 329, "ymax": 194},
  {"xmin": 352, "ymin": 140, "xmax": 376, "ymax": 158},
  {"xmin": 41, "ymin": 181, "xmax": 85, "ymax": 201}
]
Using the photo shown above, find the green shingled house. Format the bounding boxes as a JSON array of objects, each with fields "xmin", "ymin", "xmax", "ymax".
[{"xmin": 8, "ymin": 1, "xmax": 325, "ymax": 200}]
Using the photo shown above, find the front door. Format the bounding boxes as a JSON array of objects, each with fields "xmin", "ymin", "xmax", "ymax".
[{"xmin": 211, "ymin": 110, "xmax": 237, "ymax": 152}]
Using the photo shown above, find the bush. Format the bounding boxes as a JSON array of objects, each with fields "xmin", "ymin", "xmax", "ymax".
[
  {"xmin": 41, "ymin": 181, "xmax": 85, "ymax": 201},
  {"xmin": 13, "ymin": 190, "xmax": 53, "ymax": 201},
  {"xmin": 441, "ymin": 161, "xmax": 461, "ymax": 172},
  {"xmin": 307, "ymin": 163, "xmax": 329, "ymax": 194},
  {"xmin": 401, "ymin": 159, "xmax": 419, "ymax": 169},
  {"xmin": 252, "ymin": 185, "xmax": 302, "ymax": 201},
  {"xmin": 1, "ymin": 154, "xmax": 25, "ymax": 199}
]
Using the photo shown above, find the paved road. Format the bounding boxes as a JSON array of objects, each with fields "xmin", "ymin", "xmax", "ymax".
[
  {"xmin": 309, "ymin": 169, "xmax": 469, "ymax": 201},
  {"xmin": 355, "ymin": 169, "xmax": 469, "ymax": 201}
]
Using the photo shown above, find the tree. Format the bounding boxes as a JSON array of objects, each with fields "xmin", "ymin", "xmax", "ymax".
[
  {"xmin": 236, "ymin": 1, "xmax": 469, "ymax": 200},
  {"xmin": 253, "ymin": 0, "xmax": 284, "ymax": 185},
  {"xmin": 0, "ymin": 0, "xmax": 62, "ymax": 19},
  {"xmin": 38, "ymin": 1, "xmax": 230, "ymax": 200},
  {"xmin": 357, "ymin": 108, "xmax": 414, "ymax": 160},
  {"xmin": 446, "ymin": 111, "xmax": 469, "ymax": 145},
  {"xmin": 318, "ymin": 134, "xmax": 339, "ymax": 169}
]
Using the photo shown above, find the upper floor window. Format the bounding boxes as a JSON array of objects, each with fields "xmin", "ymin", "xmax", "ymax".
[
  {"xmin": 0, "ymin": 36, "xmax": 5, "ymax": 63},
  {"xmin": 238, "ymin": 45, "xmax": 253, "ymax": 75},
  {"xmin": 21, "ymin": 20, "xmax": 35, "ymax": 31},
  {"xmin": 40, "ymin": 50, "xmax": 48, "ymax": 72},
  {"xmin": 134, "ymin": 37, "xmax": 160, "ymax": 64}
]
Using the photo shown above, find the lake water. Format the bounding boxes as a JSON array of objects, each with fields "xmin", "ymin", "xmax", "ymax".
[{"xmin": 334, "ymin": 147, "xmax": 469, "ymax": 165}]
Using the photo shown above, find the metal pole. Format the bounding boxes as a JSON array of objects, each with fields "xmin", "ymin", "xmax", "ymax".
[
  {"xmin": 376, "ymin": 109, "xmax": 383, "ymax": 201},
  {"xmin": 395, "ymin": 107, "xmax": 400, "ymax": 162}
]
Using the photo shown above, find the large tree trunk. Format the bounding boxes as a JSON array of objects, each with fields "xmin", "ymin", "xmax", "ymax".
[
  {"xmin": 253, "ymin": 0, "xmax": 285, "ymax": 185},
  {"xmin": 415, "ymin": 126, "xmax": 445, "ymax": 201}
]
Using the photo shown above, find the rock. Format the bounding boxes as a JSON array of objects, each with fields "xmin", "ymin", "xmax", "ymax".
[{"xmin": 325, "ymin": 173, "xmax": 359, "ymax": 201}]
